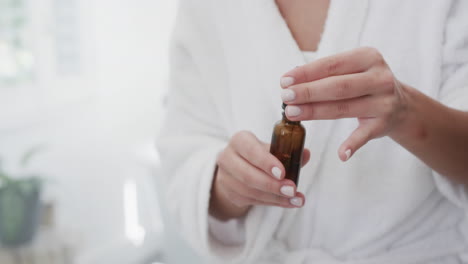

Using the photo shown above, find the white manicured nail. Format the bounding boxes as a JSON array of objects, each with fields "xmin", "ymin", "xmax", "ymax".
[
  {"xmin": 345, "ymin": 149, "xmax": 352, "ymax": 161},
  {"xmin": 286, "ymin": 106, "xmax": 301, "ymax": 116},
  {"xmin": 280, "ymin": 186, "xmax": 295, "ymax": 197},
  {"xmin": 281, "ymin": 89, "xmax": 296, "ymax": 102},
  {"xmin": 280, "ymin": 76, "xmax": 295, "ymax": 88},
  {"xmin": 271, "ymin": 167, "xmax": 282, "ymax": 179},
  {"xmin": 290, "ymin": 197, "xmax": 303, "ymax": 207}
]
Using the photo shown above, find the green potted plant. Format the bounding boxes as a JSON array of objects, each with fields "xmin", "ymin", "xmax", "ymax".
[{"xmin": 0, "ymin": 147, "xmax": 44, "ymax": 247}]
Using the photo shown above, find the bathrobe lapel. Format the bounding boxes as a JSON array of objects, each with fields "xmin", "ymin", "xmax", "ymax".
[
  {"xmin": 217, "ymin": 0, "xmax": 369, "ymax": 187},
  {"xmin": 298, "ymin": 0, "xmax": 370, "ymax": 191},
  {"xmin": 212, "ymin": 1, "xmax": 369, "ymax": 261},
  {"xmin": 215, "ymin": 0, "xmax": 304, "ymax": 140},
  {"xmin": 274, "ymin": 0, "xmax": 371, "ymax": 243}
]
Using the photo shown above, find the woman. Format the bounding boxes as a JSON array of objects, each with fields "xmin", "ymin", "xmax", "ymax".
[{"xmin": 157, "ymin": 0, "xmax": 468, "ymax": 263}]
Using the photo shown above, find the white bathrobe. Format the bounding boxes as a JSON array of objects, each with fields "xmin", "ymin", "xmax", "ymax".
[{"xmin": 156, "ymin": 0, "xmax": 468, "ymax": 263}]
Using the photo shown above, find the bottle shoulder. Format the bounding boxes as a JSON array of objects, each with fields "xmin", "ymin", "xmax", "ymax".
[{"xmin": 273, "ymin": 120, "xmax": 306, "ymax": 134}]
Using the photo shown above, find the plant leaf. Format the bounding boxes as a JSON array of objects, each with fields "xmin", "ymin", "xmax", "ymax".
[
  {"xmin": 20, "ymin": 145, "xmax": 47, "ymax": 168},
  {"xmin": 0, "ymin": 170, "xmax": 12, "ymax": 184}
]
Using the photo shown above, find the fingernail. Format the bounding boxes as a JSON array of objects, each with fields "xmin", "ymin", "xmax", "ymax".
[
  {"xmin": 281, "ymin": 89, "xmax": 296, "ymax": 102},
  {"xmin": 280, "ymin": 76, "xmax": 295, "ymax": 88},
  {"xmin": 345, "ymin": 149, "xmax": 352, "ymax": 161},
  {"xmin": 290, "ymin": 197, "xmax": 303, "ymax": 207},
  {"xmin": 271, "ymin": 167, "xmax": 282, "ymax": 179},
  {"xmin": 286, "ymin": 105, "xmax": 301, "ymax": 116},
  {"xmin": 280, "ymin": 185, "xmax": 295, "ymax": 197}
]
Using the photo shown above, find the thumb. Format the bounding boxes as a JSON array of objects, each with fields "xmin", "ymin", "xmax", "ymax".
[
  {"xmin": 338, "ymin": 121, "xmax": 377, "ymax": 162},
  {"xmin": 301, "ymin": 148, "xmax": 311, "ymax": 167}
]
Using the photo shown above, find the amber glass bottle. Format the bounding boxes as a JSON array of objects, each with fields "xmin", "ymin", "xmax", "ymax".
[{"xmin": 270, "ymin": 103, "xmax": 306, "ymax": 185}]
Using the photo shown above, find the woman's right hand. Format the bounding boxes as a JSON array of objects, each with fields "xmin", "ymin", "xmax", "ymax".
[{"xmin": 209, "ymin": 131, "xmax": 310, "ymax": 221}]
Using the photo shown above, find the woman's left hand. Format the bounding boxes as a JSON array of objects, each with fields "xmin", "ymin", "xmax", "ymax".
[{"xmin": 280, "ymin": 47, "xmax": 410, "ymax": 161}]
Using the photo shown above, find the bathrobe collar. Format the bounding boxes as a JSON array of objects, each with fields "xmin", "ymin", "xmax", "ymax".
[
  {"xmin": 211, "ymin": 2, "xmax": 370, "ymax": 260},
  {"xmin": 216, "ymin": 0, "xmax": 369, "ymax": 186}
]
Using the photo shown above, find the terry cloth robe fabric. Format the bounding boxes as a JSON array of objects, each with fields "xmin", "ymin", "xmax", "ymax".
[{"xmin": 156, "ymin": 0, "xmax": 468, "ymax": 263}]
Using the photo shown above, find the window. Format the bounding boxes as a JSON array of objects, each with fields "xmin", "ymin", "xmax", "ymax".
[
  {"xmin": 0, "ymin": 0, "xmax": 34, "ymax": 85},
  {"xmin": 0, "ymin": 0, "xmax": 96, "ymax": 130}
]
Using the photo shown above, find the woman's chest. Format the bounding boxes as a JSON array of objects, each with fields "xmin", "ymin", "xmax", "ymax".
[
  {"xmin": 209, "ymin": 0, "xmax": 452, "ymax": 136},
  {"xmin": 275, "ymin": 0, "xmax": 330, "ymax": 52}
]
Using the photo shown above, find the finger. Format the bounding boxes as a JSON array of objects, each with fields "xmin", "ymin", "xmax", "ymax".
[
  {"xmin": 230, "ymin": 191, "xmax": 304, "ymax": 209},
  {"xmin": 231, "ymin": 131, "xmax": 286, "ymax": 179},
  {"xmin": 219, "ymin": 168, "xmax": 300, "ymax": 208},
  {"xmin": 280, "ymin": 47, "xmax": 382, "ymax": 87},
  {"xmin": 337, "ymin": 120, "xmax": 380, "ymax": 161},
  {"xmin": 252, "ymin": 193, "xmax": 306, "ymax": 208},
  {"xmin": 282, "ymin": 71, "xmax": 394, "ymax": 104},
  {"xmin": 223, "ymin": 173, "xmax": 302, "ymax": 208},
  {"xmin": 218, "ymin": 146, "xmax": 297, "ymax": 197},
  {"xmin": 261, "ymin": 142, "xmax": 270, "ymax": 152},
  {"xmin": 285, "ymin": 94, "xmax": 394, "ymax": 121},
  {"xmin": 301, "ymin": 148, "xmax": 310, "ymax": 168},
  {"xmin": 289, "ymin": 192, "xmax": 306, "ymax": 207}
]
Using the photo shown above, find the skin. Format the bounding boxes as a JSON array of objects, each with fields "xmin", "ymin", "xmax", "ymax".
[
  {"xmin": 210, "ymin": 132, "xmax": 311, "ymax": 220},
  {"xmin": 210, "ymin": 0, "xmax": 468, "ymax": 221},
  {"xmin": 210, "ymin": 0, "xmax": 329, "ymax": 221},
  {"xmin": 281, "ymin": 47, "xmax": 468, "ymax": 184},
  {"xmin": 274, "ymin": 0, "xmax": 330, "ymax": 52}
]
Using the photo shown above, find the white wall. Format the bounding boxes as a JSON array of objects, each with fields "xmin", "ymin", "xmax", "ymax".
[{"xmin": 0, "ymin": 0, "xmax": 191, "ymax": 263}]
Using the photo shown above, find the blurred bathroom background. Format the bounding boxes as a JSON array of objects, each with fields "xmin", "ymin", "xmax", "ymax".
[{"xmin": 0, "ymin": 0, "xmax": 200, "ymax": 263}]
